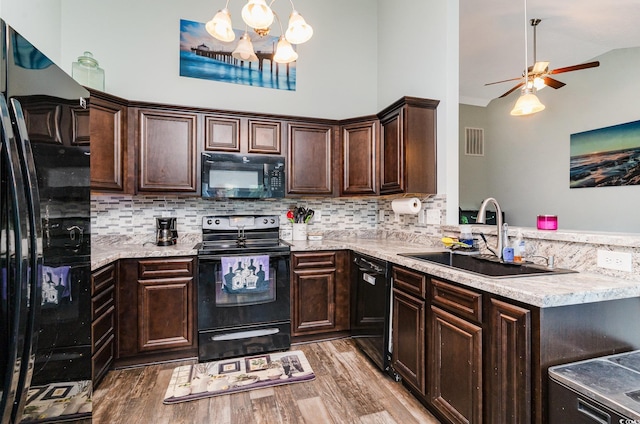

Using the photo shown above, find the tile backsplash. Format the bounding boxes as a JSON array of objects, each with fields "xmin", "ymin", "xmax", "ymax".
[{"xmin": 91, "ymin": 194, "xmax": 447, "ymax": 238}]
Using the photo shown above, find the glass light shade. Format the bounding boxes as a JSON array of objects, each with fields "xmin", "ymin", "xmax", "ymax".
[
  {"xmin": 510, "ymin": 88, "xmax": 545, "ymax": 116},
  {"xmin": 273, "ymin": 36, "xmax": 298, "ymax": 64},
  {"xmin": 285, "ymin": 11, "xmax": 313, "ymax": 44},
  {"xmin": 232, "ymin": 33, "xmax": 259, "ymax": 62},
  {"xmin": 206, "ymin": 8, "xmax": 235, "ymax": 42},
  {"xmin": 241, "ymin": 0, "xmax": 274, "ymax": 29},
  {"xmin": 526, "ymin": 76, "xmax": 546, "ymax": 91}
]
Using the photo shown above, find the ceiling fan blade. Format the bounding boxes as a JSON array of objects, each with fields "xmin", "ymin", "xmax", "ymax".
[
  {"xmin": 498, "ymin": 81, "xmax": 525, "ymax": 98},
  {"xmin": 543, "ymin": 77, "xmax": 566, "ymax": 89},
  {"xmin": 549, "ymin": 61, "xmax": 600, "ymax": 75},
  {"xmin": 532, "ymin": 61, "xmax": 549, "ymax": 74},
  {"xmin": 485, "ymin": 76, "xmax": 523, "ymax": 86}
]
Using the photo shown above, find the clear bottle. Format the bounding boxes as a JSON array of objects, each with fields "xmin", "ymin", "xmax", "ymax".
[
  {"xmin": 513, "ymin": 230, "xmax": 525, "ymax": 263},
  {"xmin": 72, "ymin": 51, "xmax": 105, "ymax": 90}
]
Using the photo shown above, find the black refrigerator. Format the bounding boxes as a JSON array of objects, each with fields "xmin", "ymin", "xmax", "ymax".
[{"xmin": 0, "ymin": 20, "xmax": 92, "ymax": 423}]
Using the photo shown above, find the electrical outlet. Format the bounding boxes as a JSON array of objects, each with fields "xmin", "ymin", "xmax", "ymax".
[
  {"xmin": 597, "ymin": 250, "xmax": 633, "ymax": 272},
  {"xmin": 417, "ymin": 208, "xmax": 427, "ymax": 225},
  {"xmin": 314, "ymin": 210, "xmax": 322, "ymax": 221},
  {"xmin": 426, "ymin": 209, "xmax": 440, "ymax": 225},
  {"xmin": 378, "ymin": 209, "xmax": 385, "ymax": 222}
]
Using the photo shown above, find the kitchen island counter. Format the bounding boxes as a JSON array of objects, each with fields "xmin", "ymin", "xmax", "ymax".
[{"xmin": 91, "ymin": 236, "xmax": 640, "ymax": 308}]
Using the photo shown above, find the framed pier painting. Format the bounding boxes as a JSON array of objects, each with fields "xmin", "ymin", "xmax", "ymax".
[
  {"xmin": 570, "ymin": 119, "xmax": 640, "ymax": 188},
  {"xmin": 179, "ymin": 19, "xmax": 296, "ymax": 91}
]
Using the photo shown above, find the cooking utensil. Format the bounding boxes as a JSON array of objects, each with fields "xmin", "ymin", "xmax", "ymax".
[{"xmin": 304, "ymin": 209, "xmax": 314, "ymax": 223}]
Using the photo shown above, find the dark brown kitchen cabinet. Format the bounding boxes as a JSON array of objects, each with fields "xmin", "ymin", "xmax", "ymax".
[
  {"xmin": 377, "ymin": 96, "xmax": 438, "ymax": 195},
  {"xmin": 203, "ymin": 114, "xmax": 282, "ymax": 154},
  {"xmin": 116, "ymin": 257, "xmax": 197, "ymax": 366},
  {"xmin": 290, "ymin": 251, "xmax": 349, "ymax": 339},
  {"xmin": 340, "ymin": 117, "xmax": 378, "ymax": 196},
  {"xmin": 137, "ymin": 108, "xmax": 199, "ymax": 193},
  {"xmin": 89, "ymin": 90, "xmax": 130, "ymax": 192},
  {"xmin": 428, "ymin": 279, "xmax": 483, "ymax": 424},
  {"xmin": 91, "ymin": 263, "xmax": 116, "ymax": 387},
  {"xmin": 488, "ymin": 297, "xmax": 531, "ymax": 424},
  {"xmin": 391, "ymin": 266, "xmax": 427, "ymax": 396},
  {"xmin": 14, "ymin": 95, "xmax": 89, "ymax": 146},
  {"xmin": 287, "ymin": 122, "xmax": 335, "ymax": 196}
]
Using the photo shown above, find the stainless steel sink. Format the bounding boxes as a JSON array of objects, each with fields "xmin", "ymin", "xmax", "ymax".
[{"xmin": 398, "ymin": 251, "xmax": 577, "ymax": 279}]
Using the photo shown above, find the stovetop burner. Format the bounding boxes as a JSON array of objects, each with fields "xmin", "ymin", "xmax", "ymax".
[{"xmin": 198, "ymin": 215, "xmax": 290, "ymax": 255}]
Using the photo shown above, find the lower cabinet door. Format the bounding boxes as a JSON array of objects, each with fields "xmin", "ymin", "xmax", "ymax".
[
  {"xmin": 391, "ymin": 288, "xmax": 426, "ymax": 396},
  {"xmin": 138, "ymin": 277, "xmax": 194, "ymax": 351},
  {"xmin": 429, "ymin": 305, "xmax": 483, "ymax": 424},
  {"xmin": 488, "ymin": 298, "xmax": 531, "ymax": 424},
  {"xmin": 291, "ymin": 267, "xmax": 337, "ymax": 335}
]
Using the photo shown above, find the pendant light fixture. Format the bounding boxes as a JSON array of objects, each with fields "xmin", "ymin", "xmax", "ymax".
[
  {"xmin": 206, "ymin": 0, "xmax": 313, "ymax": 64},
  {"xmin": 510, "ymin": 0, "xmax": 545, "ymax": 116}
]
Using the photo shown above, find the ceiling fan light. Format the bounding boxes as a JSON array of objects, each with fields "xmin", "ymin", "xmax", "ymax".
[
  {"xmin": 511, "ymin": 88, "xmax": 545, "ymax": 116},
  {"xmin": 241, "ymin": 0, "xmax": 274, "ymax": 29},
  {"xmin": 206, "ymin": 8, "xmax": 235, "ymax": 42},
  {"xmin": 533, "ymin": 76, "xmax": 546, "ymax": 90},
  {"xmin": 285, "ymin": 10, "xmax": 313, "ymax": 44},
  {"xmin": 273, "ymin": 36, "xmax": 298, "ymax": 64},
  {"xmin": 232, "ymin": 33, "xmax": 259, "ymax": 62}
]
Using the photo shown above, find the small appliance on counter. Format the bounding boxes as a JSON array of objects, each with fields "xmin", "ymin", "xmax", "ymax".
[
  {"xmin": 156, "ymin": 217, "xmax": 177, "ymax": 246},
  {"xmin": 548, "ymin": 350, "xmax": 640, "ymax": 422}
]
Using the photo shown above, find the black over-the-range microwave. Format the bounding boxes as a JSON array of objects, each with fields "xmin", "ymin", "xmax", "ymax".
[{"xmin": 201, "ymin": 152, "xmax": 286, "ymax": 199}]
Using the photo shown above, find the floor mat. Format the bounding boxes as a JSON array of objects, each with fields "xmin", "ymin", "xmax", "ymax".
[
  {"xmin": 163, "ymin": 350, "xmax": 315, "ymax": 404},
  {"xmin": 20, "ymin": 380, "xmax": 92, "ymax": 422}
]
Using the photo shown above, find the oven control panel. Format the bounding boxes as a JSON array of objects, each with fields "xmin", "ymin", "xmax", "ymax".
[{"xmin": 202, "ymin": 215, "xmax": 280, "ymax": 231}]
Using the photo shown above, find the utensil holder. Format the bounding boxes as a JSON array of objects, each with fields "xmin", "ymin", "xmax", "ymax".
[{"xmin": 292, "ymin": 223, "xmax": 307, "ymax": 241}]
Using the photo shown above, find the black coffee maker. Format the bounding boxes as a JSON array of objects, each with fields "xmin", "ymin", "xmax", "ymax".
[{"xmin": 156, "ymin": 217, "xmax": 178, "ymax": 246}]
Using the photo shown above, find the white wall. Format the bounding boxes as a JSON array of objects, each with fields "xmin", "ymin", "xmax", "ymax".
[
  {"xmin": 56, "ymin": 0, "xmax": 378, "ymax": 120},
  {"xmin": 459, "ymin": 104, "xmax": 490, "ymax": 209},
  {"xmin": 460, "ymin": 47, "xmax": 640, "ymax": 232},
  {"xmin": 377, "ymin": 0, "xmax": 460, "ymax": 224},
  {"xmin": 0, "ymin": 0, "xmax": 62, "ymax": 63},
  {"xmin": 4, "ymin": 0, "xmax": 462, "ymax": 225}
]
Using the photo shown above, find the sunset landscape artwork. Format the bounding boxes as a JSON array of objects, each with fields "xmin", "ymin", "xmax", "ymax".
[{"xmin": 570, "ymin": 119, "xmax": 640, "ymax": 188}]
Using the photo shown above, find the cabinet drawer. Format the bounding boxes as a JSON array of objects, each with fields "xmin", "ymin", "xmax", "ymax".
[
  {"xmin": 291, "ymin": 252, "xmax": 336, "ymax": 269},
  {"xmin": 92, "ymin": 306, "xmax": 115, "ymax": 353},
  {"xmin": 92, "ymin": 333, "xmax": 115, "ymax": 385},
  {"xmin": 431, "ymin": 278, "xmax": 482, "ymax": 323},
  {"xmin": 92, "ymin": 263, "xmax": 116, "ymax": 295},
  {"xmin": 392, "ymin": 266, "xmax": 426, "ymax": 298},
  {"xmin": 138, "ymin": 257, "xmax": 194, "ymax": 279},
  {"xmin": 92, "ymin": 285, "xmax": 115, "ymax": 320}
]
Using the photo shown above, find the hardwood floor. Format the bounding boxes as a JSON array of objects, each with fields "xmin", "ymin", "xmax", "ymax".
[{"xmin": 92, "ymin": 338, "xmax": 440, "ymax": 424}]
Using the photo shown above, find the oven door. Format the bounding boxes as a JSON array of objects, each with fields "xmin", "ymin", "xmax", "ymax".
[
  {"xmin": 197, "ymin": 251, "xmax": 290, "ymax": 361},
  {"xmin": 198, "ymin": 251, "xmax": 290, "ymax": 330}
]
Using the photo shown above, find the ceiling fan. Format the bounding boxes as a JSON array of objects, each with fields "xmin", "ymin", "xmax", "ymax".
[{"xmin": 486, "ymin": 18, "xmax": 600, "ymax": 98}]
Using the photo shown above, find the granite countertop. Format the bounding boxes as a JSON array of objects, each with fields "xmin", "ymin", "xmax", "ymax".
[{"xmin": 91, "ymin": 236, "xmax": 640, "ymax": 309}]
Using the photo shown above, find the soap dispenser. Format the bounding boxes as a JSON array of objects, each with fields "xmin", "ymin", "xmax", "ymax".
[{"xmin": 502, "ymin": 223, "xmax": 514, "ymax": 262}]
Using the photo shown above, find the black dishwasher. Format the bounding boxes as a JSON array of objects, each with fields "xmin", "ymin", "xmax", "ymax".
[{"xmin": 351, "ymin": 253, "xmax": 393, "ymax": 375}]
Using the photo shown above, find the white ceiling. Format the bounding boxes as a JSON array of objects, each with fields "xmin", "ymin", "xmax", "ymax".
[{"xmin": 460, "ymin": 0, "xmax": 640, "ymax": 106}]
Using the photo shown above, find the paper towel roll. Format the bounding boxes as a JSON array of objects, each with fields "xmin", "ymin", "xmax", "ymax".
[{"xmin": 391, "ymin": 198, "xmax": 422, "ymax": 215}]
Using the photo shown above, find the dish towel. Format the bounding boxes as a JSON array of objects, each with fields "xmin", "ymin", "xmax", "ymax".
[
  {"xmin": 41, "ymin": 265, "xmax": 71, "ymax": 306},
  {"xmin": 221, "ymin": 255, "xmax": 269, "ymax": 292}
]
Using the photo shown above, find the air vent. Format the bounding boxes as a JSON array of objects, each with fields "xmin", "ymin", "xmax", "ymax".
[{"xmin": 465, "ymin": 127, "xmax": 484, "ymax": 156}]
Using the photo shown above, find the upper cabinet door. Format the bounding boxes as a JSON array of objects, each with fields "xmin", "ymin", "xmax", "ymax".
[
  {"xmin": 287, "ymin": 122, "xmax": 334, "ymax": 196},
  {"xmin": 377, "ymin": 97, "xmax": 439, "ymax": 195},
  {"xmin": 379, "ymin": 108, "xmax": 404, "ymax": 194},
  {"xmin": 89, "ymin": 93, "xmax": 128, "ymax": 192},
  {"xmin": 248, "ymin": 119, "xmax": 281, "ymax": 154},
  {"xmin": 340, "ymin": 119, "xmax": 378, "ymax": 196},
  {"xmin": 137, "ymin": 109, "xmax": 199, "ymax": 193},
  {"xmin": 203, "ymin": 114, "xmax": 241, "ymax": 152}
]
